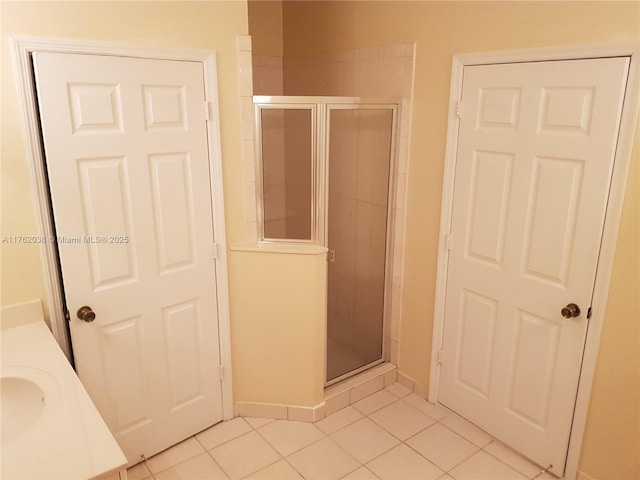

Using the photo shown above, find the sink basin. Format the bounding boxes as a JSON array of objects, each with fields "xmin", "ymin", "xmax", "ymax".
[
  {"xmin": 1, "ymin": 302, "xmax": 127, "ymax": 479},
  {"xmin": 1, "ymin": 376, "xmax": 46, "ymax": 441}
]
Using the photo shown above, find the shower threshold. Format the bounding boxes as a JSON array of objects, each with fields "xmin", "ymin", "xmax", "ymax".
[
  {"xmin": 325, "ymin": 357, "xmax": 388, "ymax": 389},
  {"xmin": 323, "ymin": 363, "xmax": 397, "ymax": 412}
]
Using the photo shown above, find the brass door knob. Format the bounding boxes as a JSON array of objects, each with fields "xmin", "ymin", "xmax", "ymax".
[
  {"xmin": 561, "ymin": 303, "xmax": 580, "ymax": 319},
  {"xmin": 77, "ymin": 306, "xmax": 96, "ymax": 322}
]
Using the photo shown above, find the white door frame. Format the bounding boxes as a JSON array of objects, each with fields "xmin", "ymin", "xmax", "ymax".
[
  {"xmin": 11, "ymin": 36, "xmax": 234, "ymax": 421},
  {"xmin": 429, "ymin": 44, "xmax": 640, "ymax": 480}
]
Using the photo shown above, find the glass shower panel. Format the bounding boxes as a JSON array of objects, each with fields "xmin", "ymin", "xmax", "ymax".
[
  {"xmin": 326, "ymin": 108, "xmax": 394, "ymax": 383},
  {"xmin": 260, "ymin": 108, "xmax": 313, "ymax": 240}
]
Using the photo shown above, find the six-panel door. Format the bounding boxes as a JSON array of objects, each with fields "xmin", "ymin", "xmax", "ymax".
[
  {"xmin": 33, "ymin": 52, "xmax": 223, "ymax": 463},
  {"xmin": 439, "ymin": 57, "xmax": 629, "ymax": 475}
]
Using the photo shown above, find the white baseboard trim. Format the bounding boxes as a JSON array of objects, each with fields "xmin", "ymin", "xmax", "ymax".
[{"xmin": 234, "ymin": 363, "xmax": 398, "ymax": 422}]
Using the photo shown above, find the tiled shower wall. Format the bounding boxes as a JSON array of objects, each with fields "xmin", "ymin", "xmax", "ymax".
[
  {"xmin": 253, "ymin": 55, "xmax": 284, "ymax": 95},
  {"xmin": 247, "ymin": 39, "xmax": 415, "ymax": 368},
  {"xmin": 283, "ymin": 44, "xmax": 414, "ymax": 99}
]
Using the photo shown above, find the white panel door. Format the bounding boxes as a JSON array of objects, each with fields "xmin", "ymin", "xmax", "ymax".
[
  {"xmin": 33, "ymin": 52, "xmax": 223, "ymax": 463},
  {"xmin": 439, "ymin": 57, "xmax": 629, "ymax": 475}
]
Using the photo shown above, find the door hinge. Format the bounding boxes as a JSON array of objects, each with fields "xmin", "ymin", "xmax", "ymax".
[
  {"xmin": 456, "ymin": 101, "xmax": 463, "ymax": 120},
  {"xmin": 204, "ymin": 101, "xmax": 212, "ymax": 121},
  {"xmin": 445, "ymin": 233, "xmax": 453, "ymax": 251},
  {"xmin": 438, "ymin": 350, "xmax": 444, "ymax": 365},
  {"xmin": 212, "ymin": 242, "xmax": 219, "ymax": 260},
  {"xmin": 219, "ymin": 365, "xmax": 224, "ymax": 381}
]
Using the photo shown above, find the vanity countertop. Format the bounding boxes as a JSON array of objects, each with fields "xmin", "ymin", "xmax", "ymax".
[{"xmin": 1, "ymin": 300, "xmax": 127, "ymax": 480}]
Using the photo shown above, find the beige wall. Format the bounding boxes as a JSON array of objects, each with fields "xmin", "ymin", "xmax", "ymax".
[
  {"xmin": 282, "ymin": 2, "xmax": 639, "ymax": 478},
  {"xmin": 0, "ymin": 0, "xmax": 250, "ymax": 403},
  {"xmin": 3, "ymin": 2, "xmax": 638, "ymax": 476},
  {"xmin": 580, "ymin": 139, "xmax": 639, "ymax": 479},
  {"xmin": 1, "ymin": 0, "xmax": 330, "ymax": 410},
  {"xmin": 1, "ymin": 0, "xmax": 248, "ymax": 305},
  {"xmin": 228, "ymin": 251, "xmax": 326, "ymax": 406}
]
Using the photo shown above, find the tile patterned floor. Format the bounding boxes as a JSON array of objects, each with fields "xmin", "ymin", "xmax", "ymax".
[{"xmin": 120, "ymin": 382, "xmax": 558, "ymax": 480}]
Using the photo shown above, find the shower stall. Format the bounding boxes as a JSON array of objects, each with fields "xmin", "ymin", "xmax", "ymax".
[{"xmin": 254, "ymin": 96, "xmax": 399, "ymax": 386}]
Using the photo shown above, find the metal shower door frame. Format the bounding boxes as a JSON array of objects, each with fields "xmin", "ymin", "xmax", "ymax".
[{"xmin": 253, "ymin": 96, "xmax": 401, "ymax": 386}]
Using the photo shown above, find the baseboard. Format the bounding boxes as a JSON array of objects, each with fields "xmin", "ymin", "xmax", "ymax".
[
  {"xmin": 235, "ymin": 400, "xmax": 326, "ymax": 422},
  {"xmin": 576, "ymin": 472, "xmax": 597, "ymax": 480},
  {"xmin": 234, "ymin": 363, "xmax": 398, "ymax": 423},
  {"xmin": 396, "ymin": 370, "xmax": 430, "ymax": 398}
]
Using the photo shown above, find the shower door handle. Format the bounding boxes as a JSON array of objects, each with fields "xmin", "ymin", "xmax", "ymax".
[{"xmin": 327, "ymin": 250, "xmax": 336, "ymax": 262}]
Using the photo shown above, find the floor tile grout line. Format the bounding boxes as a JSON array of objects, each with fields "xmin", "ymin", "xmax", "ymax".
[
  {"xmin": 280, "ymin": 453, "xmax": 316, "ymax": 480},
  {"xmin": 407, "ymin": 413, "xmax": 516, "ymax": 475},
  {"xmin": 313, "ymin": 397, "xmax": 455, "ymax": 476},
  {"xmin": 479, "ymin": 443, "xmax": 544, "ymax": 480},
  {"xmin": 366, "ymin": 411, "xmax": 436, "ymax": 444},
  {"xmin": 383, "ymin": 394, "xmax": 434, "ymax": 417},
  {"xmin": 197, "ymin": 423, "xmax": 281, "ymax": 479},
  {"xmin": 315, "ymin": 409, "xmax": 365, "ymax": 435},
  {"xmin": 428, "ymin": 415, "xmax": 500, "ymax": 475},
  {"xmin": 237, "ymin": 456, "xmax": 290, "ymax": 480},
  {"xmin": 148, "ymin": 440, "xmax": 226, "ymax": 480},
  {"xmin": 133, "ymin": 383, "xmax": 542, "ymax": 480},
  {"xmin": 366, "ymin": 397, "xmax": 442, "ymax": 434},
  {"xmin": 233, "ymin": 428, "xmax": 286, "ymax": 479},
  {"xmin": 193, "ymin": 432, "xmax": 207, "ymax": 451},
  {"xmin": 328, "ymin": 439, "xmax": 369, "ymax": 479},
  {"xmin": 281, "ymin": 455, "xmax": 309, "ymax": 480},
  {"xmin": 433, "ymin": 414, "xmax": 494, "ymax": 448},
  {"xmin": 252, "ymin": 418, "xmax": 328, "ymax": 458},
  {"xmin": 339, "ymin": 462, "xmax": 378, "ymax": 480},
  {"xmin": 450, "ymin": 448, "xmax": 543, "ymax": 480},
  {"xmin": 195, "ymin": 418, "xmax": 257, "ymax": 451},
  {"xmin": 201, "ymin": 442, "xmax": 234, "ymax": 479},
  {"xmin": 367, "ymin": 397, "xmax": 544, "ymax": 480},
  {"xmin": 143, "ymin": 438, "xmax": 208, "ymax": 477},
  {"xmin": 289, "ymin": 431, "xmax": 369, "ymax": 478},
  {"xmin": 331, "ymin": 410, "xmax": 419, "ymax": 476},
  {"xmin": 254, "ymin": 431, "xmax": 371, "ymax": 480},
  {"xmin": 441, "ymin": 446, "xmax": 485, "ymax": 476},
  {"xmin": 435, "ymin": 411, "xmax": 544, "ymax": 478},
  {"xmin": 356, "ymin": 440, "xmax": 400, "ymax": 471},
  {"xmin": 288, "ymin": 432, "xmax": 358, "ymax": 465},
  {"xmin": 399, "ymin": 427, "xmax": 464, "ymax": 476},
  {"xmin": 399, "ymin": 395, "xmax": 453, "ymax": 423},
  {"xmin": 363, "ymin": 439, "xmax": 445, "ymax": 479}
]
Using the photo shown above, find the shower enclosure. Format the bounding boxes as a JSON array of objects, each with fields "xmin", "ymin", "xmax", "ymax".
[{"xmin": 255, "ymin": 97, "xmax": 398, "ymax": 386}]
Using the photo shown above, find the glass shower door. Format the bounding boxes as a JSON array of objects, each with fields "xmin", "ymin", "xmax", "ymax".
[{"xmin": 326, "ymin": 107, "xmax": 395, "ymax": 384}]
